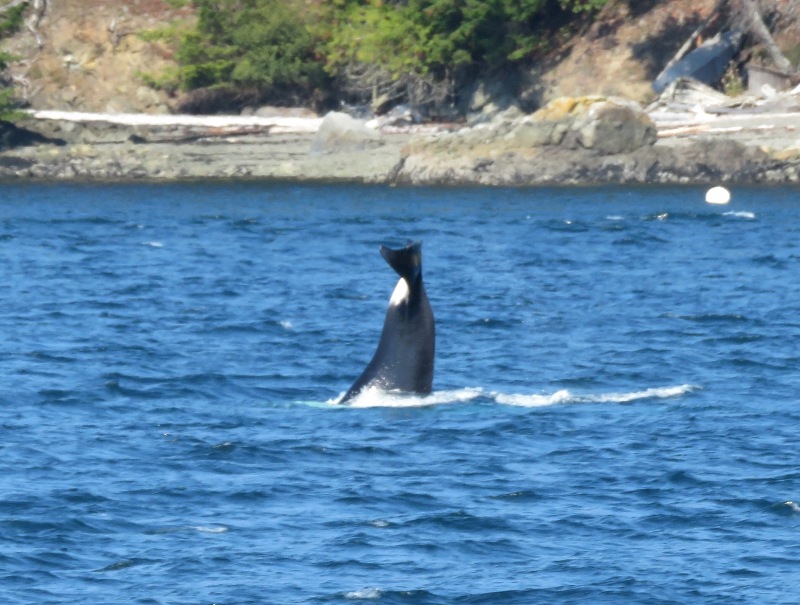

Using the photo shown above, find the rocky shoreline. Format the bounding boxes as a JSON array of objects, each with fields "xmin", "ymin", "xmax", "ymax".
[{"xmin": 2, "ymin": 97, "xmax": 800, "ymax": 186}]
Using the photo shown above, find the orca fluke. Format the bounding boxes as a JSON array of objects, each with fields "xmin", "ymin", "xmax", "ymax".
[{"xmin": 340, "ymin": 241, "xmax": 435, "ymax": 403}]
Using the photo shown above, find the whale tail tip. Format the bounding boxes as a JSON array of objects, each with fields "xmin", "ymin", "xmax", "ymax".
[{"xmin": 380, "ymin": 241, "xmax": 422, "ymax": 282}]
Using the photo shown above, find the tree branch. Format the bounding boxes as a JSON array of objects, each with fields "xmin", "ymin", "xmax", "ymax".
[
  {"xmin": 24, "ymin": 0, "xmax": 45, "ymax": 47},
  {"xmin": 739, "ymin": 0, "xmax": 793, "ymax": 73}
]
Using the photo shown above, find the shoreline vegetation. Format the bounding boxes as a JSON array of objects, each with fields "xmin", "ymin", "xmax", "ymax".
[{"xmin": 2, "ymin": 1, "xmax": 800, "ymax": 186}]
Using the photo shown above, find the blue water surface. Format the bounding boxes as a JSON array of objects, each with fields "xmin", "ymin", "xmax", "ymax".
[{"xmin": 0, "ymin": 182, "xmax": 798, "ymax": 604}]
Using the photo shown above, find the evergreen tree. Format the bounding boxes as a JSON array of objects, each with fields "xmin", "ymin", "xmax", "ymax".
[
  {"xmin": 175, "ymin": 0, "xmax": 329, "ymax": 106},
  {"xmin": 172, "ymin": 0, "xmax": 610, "ymax": 111}
]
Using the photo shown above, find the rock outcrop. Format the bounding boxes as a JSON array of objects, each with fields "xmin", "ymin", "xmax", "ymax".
[
  {"xmin": 2, "ymin": 96, "xmax": 800, "ymax": 185},
  {"xmin": 395, "ymin": 96, "xmax": 665, "ymax": 185},
  {"xmin": 391, "ymin": 95, "xmax": 799, "ymax": 186},
  {"xmin": 0, "ymin": 120, "xmax": 64, "ymax": 150},
  {"xmin": 404, "ymin": 96, "xmax": 657, "ymax": 158}
]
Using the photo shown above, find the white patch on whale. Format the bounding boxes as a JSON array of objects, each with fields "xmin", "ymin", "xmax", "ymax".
[{"xmin": 389, "ymin": 277, "xmax": 409, "ymax": 306}]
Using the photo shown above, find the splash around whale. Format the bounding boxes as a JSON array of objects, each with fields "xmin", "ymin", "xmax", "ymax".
[
  {"xmin": 324, "ymin": 384, "xmax": 699, "ymax": 409},
  {"xmin": 338, "ymin": 241, "xmax": 435, "ymax": 404}
]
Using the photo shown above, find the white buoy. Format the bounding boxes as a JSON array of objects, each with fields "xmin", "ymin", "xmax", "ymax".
[{"xmin": 705, "ymin": 186, "xmax": 731, "ymax": 205}]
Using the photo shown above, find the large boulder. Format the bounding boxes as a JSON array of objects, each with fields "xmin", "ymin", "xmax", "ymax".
[
  {"xmin": 504, "ymin": 96, "xmax": 657, "ymax": 154},
  {"xmin": 404, "ymin": 95, "xmax": 657, "ymax": 162},
  {"xmin": 310, "ymin": 111, "xmax": 382, "ymax": 155},
  {"xmin": 576, "ymin": 99, "xmax": 657, "ymax": 154}
]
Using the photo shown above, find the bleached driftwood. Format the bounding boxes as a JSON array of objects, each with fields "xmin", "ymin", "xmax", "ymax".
[{"xmin": 25, "ymin": 0, "xmax": 47, "ymax": 48}]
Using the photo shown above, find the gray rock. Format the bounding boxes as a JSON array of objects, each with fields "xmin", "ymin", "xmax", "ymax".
[
  {"xmin": 576, "ymin": 101, "xmax": 657, "ymax": 154},
  {"xmin": 430, "ymin": 96, "xmax": 657, "ymax": 155},
  {"xmin": 461, "ymin": 77, "xmax": 517, "ymax": 115},
  {"xmin": 309, "ymin": 111, "xmax": 382, "ymax": 155},
  {"xmin": 504, "ymin": 120, "xmax": 568, "ymax": 147}
]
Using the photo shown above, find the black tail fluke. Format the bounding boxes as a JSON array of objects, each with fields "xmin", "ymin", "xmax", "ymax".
[{"xmin": 380, "ymin": 241, "xmax": 422, "ymax": 283}]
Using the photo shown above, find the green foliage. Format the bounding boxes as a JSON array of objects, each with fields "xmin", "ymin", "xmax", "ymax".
[
  {"xmin": 0, "ymin": 2, "xmax": 27, "ymax": 38},
  {"xmin": 0, "ymin": 86, "xmax": 26, "ymax": 121},
  {"xmin": 171, "ymin": 0, "xmax": 610, "ymax": 108},
  {"xmin": 139, "ymin": 20, "xmax": 188, "ymax": 45},
  {"xmin": 1, "ymin": 1, "xmax": 28, "ymax": 121},
  {"xmin": 137, "ymin": 20, "xmax": 192, "ymax": 93},
  {"xmin": 561, "ymin": 0, "xmax": 609, "ymax": 12},
  {"xmin": 136, "ymin": 65, "xmax": 182, "ymax": 94},
  {"xmin": 320, "ymin": 0, "xmax": 610, "ymax": 77},
  {"xmin": 721, "ymin": 63, "xmax": 744, "ymax": 97},
  {"xmin": 175, "ymin": 0, "xmax": 328, "ymax": 100}
]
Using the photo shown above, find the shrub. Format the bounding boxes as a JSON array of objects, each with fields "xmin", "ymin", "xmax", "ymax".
[{"xmin": 175, "ymin": 0, "xmax": 329, "ymax": 108}]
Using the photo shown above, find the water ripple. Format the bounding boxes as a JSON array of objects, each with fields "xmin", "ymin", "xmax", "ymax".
[{"xmin": 1, "ymin": 183, "xmax": 798, "ymax": 604}]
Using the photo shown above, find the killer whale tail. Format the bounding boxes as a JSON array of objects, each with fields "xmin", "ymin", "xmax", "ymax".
[
  {"xmin": 380, "ymin": 241, "xmax": 422, "ymax": 284},
  {"xmin": 338, "ymin": 241, "xmax": 435, "ymax": 404}
]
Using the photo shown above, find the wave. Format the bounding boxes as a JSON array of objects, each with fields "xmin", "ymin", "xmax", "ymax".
[
  {"xmin": 781, "ymin": 501, "xmax": 800, "ymax": 514},
  {"xmin": 345, "ymin": 587, "xmax": 382, "ymax": 600},
  {"xmin": 494, "ymin": 384, "xmax": 697, "ymax": 407},
  {"xmin": 325, "ymin": 387, "xmax": 485, "ymax": 408},
  {"xmin": 723, "ymin": 210, "xmax": 757, "ymax": 220},
  {"xmin": 323, "ymin": 384, "xmax": 697, "ymax": 409}
]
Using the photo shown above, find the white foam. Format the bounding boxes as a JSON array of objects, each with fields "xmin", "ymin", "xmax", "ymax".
[
  {"xmin": 279, "ymin": 320, "xmax": 293, "ymax": 330},
  {"xmin": 584, "ymin": 384, "xmax": 698, "ymax": 403},
  {"xmin": 345, "ymin": 588, "xmax": 382, "ymax": 599},
  {"xmin": 334, "ymin": 386, "xmax": 483, "ymax": 408},
  {"xmin": 723, "ymin": 211, "xmax": 756, "ymax": 220},
  {"xmin": 190, "ymin": 525, "xmax": 229, "ymax": 533},
  {"xmin": 143, "ymin": 241, "xmax": 164, "ymax": 248},
  {"xmin": 422, "ymin": 387, "xmax": 487, "ymax": 405},
  {"xmin": 326, "ymin": 384, "xmax": 697, "ymax": 408},
  {"xmin": 493, "ymin": 389, "xmax": 574, "ymax": 407},
  {"xmin": 783, "ymin": 501, "xmax": 800, "ymax": 513},
  {"xmin": 494, "ymin": 384, "xmax": 698, "ymax": 407}
]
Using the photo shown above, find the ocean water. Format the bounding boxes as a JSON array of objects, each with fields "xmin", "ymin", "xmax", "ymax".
[{"xmin": 1, "ymin": 182, "xmax": 798, "ymax": 604}]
